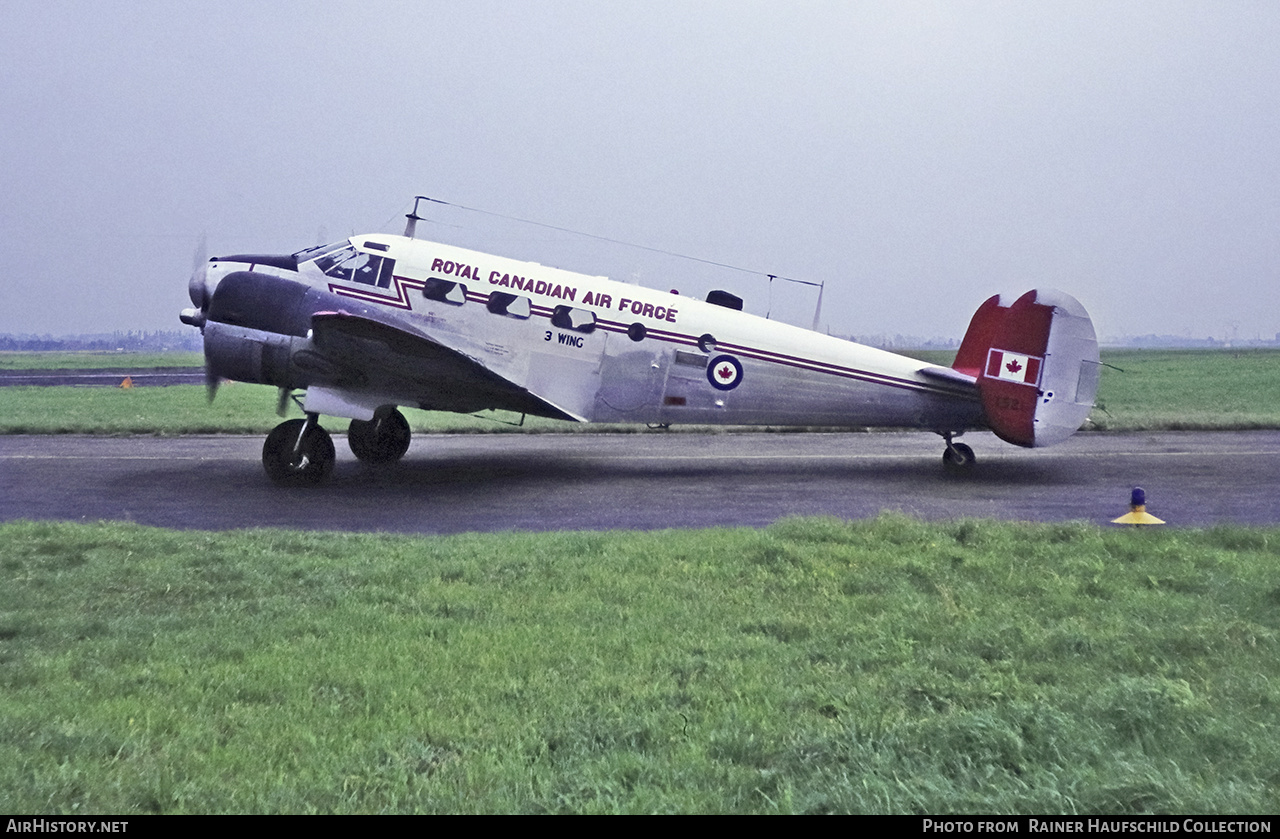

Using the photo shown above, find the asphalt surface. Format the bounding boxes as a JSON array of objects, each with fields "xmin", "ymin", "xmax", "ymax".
[
  {"xmin": 0, "ymin": 367, "xmax": 205, "ymax": 386},
  {"xmin": 2, "ymin": 430, "xmax": 1278, "ymax": 532}
]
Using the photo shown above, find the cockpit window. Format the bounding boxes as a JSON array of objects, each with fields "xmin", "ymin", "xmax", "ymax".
[
  {"xmin": 293, "ymin": 241, "xmax": 349, "ymax": 262},
  {"xmin": 313, "ymin": 245, "xmax": 395, "ymax": 288}
]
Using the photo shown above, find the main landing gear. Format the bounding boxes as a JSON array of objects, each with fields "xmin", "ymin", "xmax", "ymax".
[
  {"xmin": 347, "ymin": 409, "xmax": 411, "ymax": 465},
  {"xmin": 941, "ymin": 433, "xmax": 976, "ymax": 474},
  {"xmin": 262, "ymin": 407, "xmax": 413, "ymax": 485},
  {"xmin": 263, "ymin": 415, "xmax": 335, "ymax": 486}
]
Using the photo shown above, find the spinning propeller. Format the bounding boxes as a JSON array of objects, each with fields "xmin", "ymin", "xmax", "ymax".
[{"xmin": 179, "ymin": 233, "xmax": 221, "ymax": 402}]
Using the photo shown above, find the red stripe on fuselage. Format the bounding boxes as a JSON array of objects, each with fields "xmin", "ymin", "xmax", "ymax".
[{"xmin": 328, "ymin": 275, "xmax": 426, "ymax": 310}]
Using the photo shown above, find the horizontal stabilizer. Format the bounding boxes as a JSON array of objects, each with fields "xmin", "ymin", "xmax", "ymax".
[{"xmin": 918, "ymin": 366, "xmax": 978, "ymax": 388}]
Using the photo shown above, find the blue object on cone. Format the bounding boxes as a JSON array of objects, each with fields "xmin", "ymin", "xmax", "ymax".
[{"xmin": 1112, "ymin": 486, "xmax": 1165, "ymax": 525}]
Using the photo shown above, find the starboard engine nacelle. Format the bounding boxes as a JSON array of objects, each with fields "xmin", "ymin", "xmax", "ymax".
[{"xmin": 952, "ymin": 289, "xmax": 1100, "ymax": 448}]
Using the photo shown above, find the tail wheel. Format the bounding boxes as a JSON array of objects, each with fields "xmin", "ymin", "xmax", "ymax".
[
  {"xmin": 943, "ymin": 442, "xmax": 976, "ymax": 474},
  {"xmin": 348, "ymin": 409, "xmax": 411, "ymax": 464},
  {"xmin": 263, "ymin": 419, "xmax": 335, "ymax": 486}
]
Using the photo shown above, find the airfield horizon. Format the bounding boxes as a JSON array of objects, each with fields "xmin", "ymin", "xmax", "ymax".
[{"xmin": 2, "ymin": 348, "xmax": 1279, "ymax": 435}]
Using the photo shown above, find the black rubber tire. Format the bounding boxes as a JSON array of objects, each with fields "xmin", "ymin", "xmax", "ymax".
[
  {"xmin": 262, "ymin": 419, "xmax": 335, "ymax": 486},
  {"xmin": 943, "ymin": 442, "xmax": 976, "ymax": 474},
  {"xmin": 347, "ymin": 409, "xmax": 411, "ymax": 464}
]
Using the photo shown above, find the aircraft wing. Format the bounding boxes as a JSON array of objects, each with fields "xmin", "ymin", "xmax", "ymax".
[{"xmin": 308, "ymin": 311, "xmax": 586, "ymax": 421}]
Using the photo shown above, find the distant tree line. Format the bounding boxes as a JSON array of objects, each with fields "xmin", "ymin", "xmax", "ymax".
[
  {"xmin": 838, "ymin": 334, "xmax": 961, "ymax": 351},
  {"xmin": 1119, "ymin": 334, "xmax": 1280, "ymax": 348},
  {"xmin": 0, "ymin": 330, "xmax": 201, "ymax": 352}
]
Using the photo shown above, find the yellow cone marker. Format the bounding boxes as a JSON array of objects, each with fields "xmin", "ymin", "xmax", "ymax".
[
  {"xmin": 1112, "ymin": 486, "xmax": 1165, "ymax": 525},
  {"xmin": 119, "ymin": 376, "xmax": 134, "ymax": 389}
]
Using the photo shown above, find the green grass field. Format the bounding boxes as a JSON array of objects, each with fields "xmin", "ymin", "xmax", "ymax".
[
  {"xmin": 1088, "ymin": 349, "xmax": 1280, "ymax": 431},
  {"xmin": 2, "ymin": 348, "xmax": 1279, "ymax": 434},
  {"xmin": 902, "ymin": 347, "xmax": 1280, "ymax": 431},
  {"xmin": 0, "ymin": 351, "xmax": 204, "ymax": 370},
  {"xmin": 4, "ymin": 350, "xmax": 1279, "ymax": 814},
  {"xmin": 0, "ymin": 383, "xmax": 594, "ymax": 435},
  {"xmin": 2, "ymin": 516, "xmax": 1277, "ymax": 814}
]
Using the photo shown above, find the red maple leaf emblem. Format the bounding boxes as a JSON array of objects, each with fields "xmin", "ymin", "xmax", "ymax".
[
  {"xmin": 1005, "ymin": 358, "xmax": 1023, "ymax": 374},
  {"xmin": 717, "ymin": 365, "xmax": 734, "ymax": 380}
]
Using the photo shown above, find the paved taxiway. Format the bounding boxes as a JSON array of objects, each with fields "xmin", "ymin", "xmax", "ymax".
[
  {"xmin": 0, "ymin": 368, "xmax": 205, "ymax": 387},
  {"xmin": 2, "ymin": 431, "xmax": 1278, "ymax": 532}
]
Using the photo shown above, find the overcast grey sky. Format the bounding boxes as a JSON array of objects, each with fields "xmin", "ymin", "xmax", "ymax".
[{"xmin": 3, "ymin": 1, "xmax": 1278, "ymax": 342}]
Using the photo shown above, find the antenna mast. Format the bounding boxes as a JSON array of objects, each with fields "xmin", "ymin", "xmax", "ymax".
[{"xmin": 404, "ymin": 196, "xmax": 430, "ymax": 239}]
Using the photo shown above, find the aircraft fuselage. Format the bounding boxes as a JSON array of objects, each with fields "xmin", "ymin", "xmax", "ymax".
[
  {"xmin": 183, "ymin": 221, "xmax": 1099, "ymax": 484},
  {"xmin": 192, "ymin": 232, "xmax": 982, "ymax": 434}
]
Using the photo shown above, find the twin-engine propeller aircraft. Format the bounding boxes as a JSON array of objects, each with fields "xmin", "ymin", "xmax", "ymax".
[{"xmin": 180, "ymin": 199, "xmax": 1100, "ymax": 486}]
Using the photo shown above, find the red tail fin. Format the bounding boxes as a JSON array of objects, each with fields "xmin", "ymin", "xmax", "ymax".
[
  {"xmin": 953, "ymin": 289, "xmax": 1100, "ymax": 447},
  {"xmin": 952, "ymin": 294, "xmax": 1009, "ymax": 379}
]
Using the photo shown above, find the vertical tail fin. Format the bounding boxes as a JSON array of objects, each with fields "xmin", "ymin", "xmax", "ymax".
[{"xmin": 953, "ymin": 289, "xmax": 1100, "ymax": 447}]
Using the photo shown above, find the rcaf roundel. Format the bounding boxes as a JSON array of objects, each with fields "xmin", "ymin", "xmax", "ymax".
[
  {"xmin": 707, "ymin": 354, "xmax": 744, "ymax": 391},
  {"xmin": 985, "ymin": 348, "xmax": 1043, "ymax": 386}
]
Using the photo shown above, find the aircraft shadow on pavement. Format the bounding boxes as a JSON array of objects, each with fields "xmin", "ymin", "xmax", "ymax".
[{"xmin": 324, "ymin": 451, "xmax": 1068, "ymax": 491}]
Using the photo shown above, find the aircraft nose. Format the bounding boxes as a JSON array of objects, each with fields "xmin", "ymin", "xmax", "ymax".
[{"xmin": 181, "ymin": 261, "xmax": 220, "ymax": 328}]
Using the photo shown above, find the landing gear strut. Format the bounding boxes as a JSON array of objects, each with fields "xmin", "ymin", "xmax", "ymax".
[
  {"xmin": 348, "ymin": 409, "xmax": 412, "ymax": 464},
  {"xmin": 941, "ymin": 433, "xmax": 976, "ymax": 474},
  {"xmin": 263, "ymin": 414, "xmax": 335, "ymax": 486}
]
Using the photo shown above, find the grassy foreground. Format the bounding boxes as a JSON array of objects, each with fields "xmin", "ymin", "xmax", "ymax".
[
  {"xmin": 3, "ymin": 348, "xmax": 1279, "ymax": 435},
  {"xmin": 2, "ymin": 516, "xmax": 1278, "ymax": 814}
]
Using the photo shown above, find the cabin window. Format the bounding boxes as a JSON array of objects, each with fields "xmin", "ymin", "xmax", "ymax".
[
  {"xmin": 627, "ymin": 322, "xmax": 647, "ymax": 342},
  {"xmin": 697, "ymin": 334, "xmax": 717, "ymax": 353},
  {"xmin": 423, "ymin": 278, "xmax": 467, "ymax": 305},
  {"xmin": 315, "ymin": 246, "xmax": 395, "ymax": 288},
  {"xmin": 674, "ymin": 350, "xmax": 707, "ymax": 368},
  {"xmin": 487, "ymin": 291, "xmax": 531, "ymax": 319},
  {"xmin": 551, "ymin": 305, "xmax": 597, "ymax": 333}
]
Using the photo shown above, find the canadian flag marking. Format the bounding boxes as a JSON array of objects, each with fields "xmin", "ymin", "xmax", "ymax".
[{"xmin": 985, "ymin": 349, "xmax": 1043, "ymax": 385}]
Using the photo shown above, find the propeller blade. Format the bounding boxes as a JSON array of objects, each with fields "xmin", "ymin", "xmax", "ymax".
[
  {"xmin": 188, "ymin": 233, "xmax": 211, "ymax": 310},
  {"xmin": 192, "ymin": 232, "xmax": 208, "ymax": 273},
  {"xmin": 276, "ymin": 387, "xmax": 290, "ymax": 417},
  {"xmin": 205, "ymin": 366, "xmax": 220, "ymax": 403}
]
